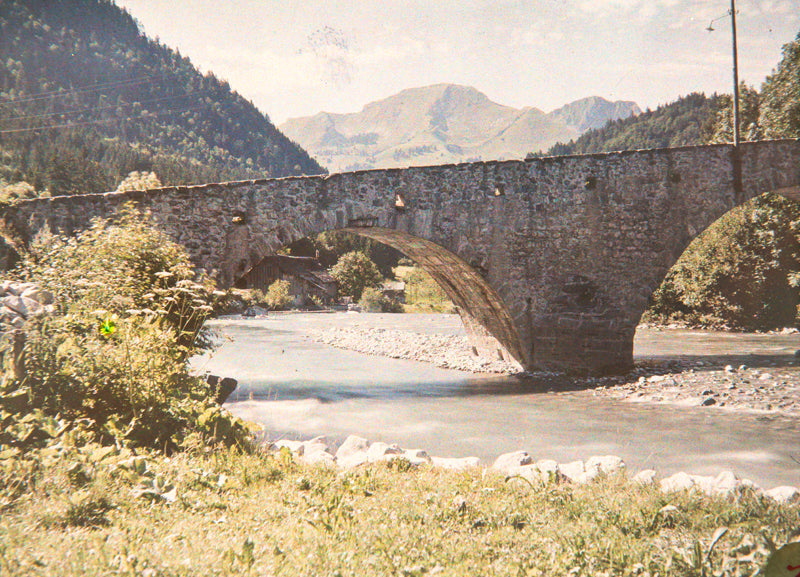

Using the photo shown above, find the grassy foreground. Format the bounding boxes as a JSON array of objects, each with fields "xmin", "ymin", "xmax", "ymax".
[{"xmin": 1, "ymin": 444, "xmax": 798, "ymax": 577}]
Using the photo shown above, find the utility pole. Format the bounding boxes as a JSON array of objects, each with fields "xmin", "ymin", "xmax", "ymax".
[{"xmin": 730, "ymin": 0, "xmax": 740, "ymax": 147}]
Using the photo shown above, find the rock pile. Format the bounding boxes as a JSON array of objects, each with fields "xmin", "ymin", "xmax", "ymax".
[
  {"xmin": 267, "ymin": 434, "xmax": 800, "ymax": 506},
  {"xmin": 0, "ymin": 280, "xmax": 55, "ymax": 329},
  {"xmin": 0, "ymin": 281, "xmax": 56, "ymax": 378},
  {"xmin": 598, "ymin": 363, "xmax": 800, "ymax": 416},
  {"xmin": 310, "ymin": 327, "xmax": 522, "ymax": 374}
]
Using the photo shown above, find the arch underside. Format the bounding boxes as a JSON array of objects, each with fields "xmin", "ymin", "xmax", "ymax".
[{"xmin": 346, "ymin": 227, "xmax": 525, "ymax": 365}]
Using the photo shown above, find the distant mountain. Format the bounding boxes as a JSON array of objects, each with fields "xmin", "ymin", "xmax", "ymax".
[
  {"xmin": 549, "ymin": 96, "xmax": 644, "ymax": 133},
  {"xmin": 280, "ymin": 84, "xmax": 640, "ymax": 172},
  {"xmin": 0, "ymin": 0, "xmax": 324, "ymax": 196},
  {"xmin": 541, "ymin": 92, "xmax": 723, "ymax": 157}
]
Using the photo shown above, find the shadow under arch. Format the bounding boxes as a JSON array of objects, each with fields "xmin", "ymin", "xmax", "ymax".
[{"xmin": 234, "ymin": 225, "xmax": 526, "ymax": 368}]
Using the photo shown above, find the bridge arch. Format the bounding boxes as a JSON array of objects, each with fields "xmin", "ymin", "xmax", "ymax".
[
  {"xmin": 228, "ymin": 223, "xmax": 525, "ymax": 366},
  {"xmin": 631, "ymin": 185, "xmax": 800, "ymax": 333}
]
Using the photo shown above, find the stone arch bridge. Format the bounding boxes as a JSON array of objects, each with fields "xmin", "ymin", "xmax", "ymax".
[{"xmin": 2, "ymin": 140, "xmax": 799, "ymax": 375}]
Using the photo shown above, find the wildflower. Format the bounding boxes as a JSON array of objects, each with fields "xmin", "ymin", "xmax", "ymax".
[{"xmin": 99, "ymin": 317, "xmax": 117, "ymax": 336}]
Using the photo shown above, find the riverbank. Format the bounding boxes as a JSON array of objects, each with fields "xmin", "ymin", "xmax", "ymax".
[
  {"xmin": 592, "ymin": 361, "xmax": 800, "ymax": 417},
  {"xmin": 267, "ymin": 432, "xmax": 799, "ymax": 504}
]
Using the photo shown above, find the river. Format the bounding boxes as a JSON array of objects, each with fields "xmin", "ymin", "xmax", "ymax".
[{"xmin": 192, "ymin": 312, "xmax": 800, "ymax": 488}]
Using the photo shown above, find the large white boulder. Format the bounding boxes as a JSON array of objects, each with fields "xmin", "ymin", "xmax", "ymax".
[
  {"xmin": 586, "ymin": 455, "xmax": 626, "ymax": 475},
  {"xmin": 660, "ymin": 472, "xmax": 696, "ymax": 492},
  {"xmin": 632, "ymin": 469, "xmax": 657, "ymax": 485},
  {"xmin": 558, "ymin": 461, "xmax": 586, "ymax": 483},
  {"xmin": 273, "ymin": 439, "xmax": 304, "ymax": 454},
  {"xmin": 491, "ymin": 451, "xmax": 532, "ymax": 474},
  {"xmin": 430, "ymin": 456, "xmax": 481, "ymax": 470},
  {"xmin": 764, "ymin": 486, "xmax": 800, "ymax": 504},
  {"xmin": 366, "ymin": 441, "xmax": 402, "ymax": 462},
  {"xmin": 335, "ymin": 435, "xmax": 369, "ymax": 460},
  {"xmin": 399, "ymin": 449, "xmax": 431, "ymax": 465}
]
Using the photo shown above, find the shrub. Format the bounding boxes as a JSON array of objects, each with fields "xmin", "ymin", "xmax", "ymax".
[
  {"xmin": 2, "ymin": 209, "xmax": 252, "ymax": 451},
  {"xmin": 358, "ymin": 287, "xmax": 402, "ymax": 313},
  {"xmin": 401, "ymin": 266, "xmax": 454, "ymax": 313},
  {"xmin": 646, "ymin": 193, "xmax": 800, "ymax": 329},
  {"xmin": 265, "ymin": 279, "xmax": 292, "ymax": 310}
]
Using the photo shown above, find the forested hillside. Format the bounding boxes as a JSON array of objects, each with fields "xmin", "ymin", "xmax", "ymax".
[
  {"xmin": 536, "ymin": 93, "xmax": 722, "ymax": 157},
  {"xmin": 0, "ymin": 0, "xmax": 324, "ymax": 198}
]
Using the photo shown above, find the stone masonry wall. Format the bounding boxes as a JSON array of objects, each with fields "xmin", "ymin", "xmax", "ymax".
[{"xmin": 1, "ymin": 140, "xmax": 798, "ymax": 374}]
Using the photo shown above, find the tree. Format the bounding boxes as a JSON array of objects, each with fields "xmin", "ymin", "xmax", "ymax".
[
  {"xmin": 116, "ymin": 170, "xmax": 161, "ymax": 192},
  {"xmin": 265, "ymin": 279, "xmax": 292, "ymax": 310},
  {"xmin": 708, "ymin": 83, "xmax": 762, "ymax": 143},
  {"xmin": 329, "ymin": 251, "xmax": 382, "ymax": 301},
  {"xmin": 760, "ymin": 30, "xmax": 800, "ymax": 138}
]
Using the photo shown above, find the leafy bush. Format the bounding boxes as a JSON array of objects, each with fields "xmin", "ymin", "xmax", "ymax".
[
  {"xmin": 358, "ymin": 287, "xmax": 402, "ymax": 313},
  {"xmin": 646, "ymin": 194, "xmax": 800, "ymax": 329},
  {"xmin": 265, "ymin": 279, "xmax": 292, "ymax": 310},
  {"xmin": 2, "ymin": 210, "xmax": 253, "ymax": 451},
  {"xmin": 329, "ymin": 251, "xmax": 383, "ymax": 301}
]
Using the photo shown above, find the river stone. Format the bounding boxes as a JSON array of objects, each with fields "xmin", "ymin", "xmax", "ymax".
[
  {"xmin": 535, "ymin": 459, "xmax": 561, "ymax": 481},
  {"xmin": 7, "ymin": 282, "xmax": 37, "ymax": 296},
  {"xmin": 335, "ymin": 435, "xmax": 369, "ymax": 460},
  {"xmin": 739, "ymin": 478, "xmax": 760, "ymax": 491},
  {"xmin": 338, "ymin": 451, "xmax": 369, "ymax": 469},
  {"xmin": 713, "ymin": 470, "xmax": 740, "ymax": 495},
  {"xmin": 491, "ymin": 451, "xmax": 532, "ymax": 474},
  {"xmin": 689, "ymin": 474, "xmax": 718, "ymax": 495},
  {"xmin": 1, "ymin": 295, "xmax": 28, "ymax": 317},
  {"xmin": 660, "ymin": 472, "xmax": 695, "ymax": 492},
  {"xmin": 559, "ymin": 460, "xmax": 586, "ymax": 483},
  {"xmin": 764, "ymin": 486, "xmax": 800, "ymax": 504},
  {"xmin": 506, "ymin": 464, "xmax": 548, "ymax": 484},
  {"xmin": 302, "ymin": 436, "xmax": 329, "ymax": 456},
  {"xmin": 430, "ymin": 456, "xmax": 481, "ymax": 470},
  {"xmin": 401, "ymin": 449, "xmax": 431, "ymax": 465},
  {"xmin": 273, "ymin": 439, "xmax": 304, "ymax": 454},
  {"xmin": 20, "ymin": 286, "xmax": 54, "ymax": 305},
  {"xmin": 0, "ymin": 306, "xmax": 18, "ymax": 322},
  {"xmin": 367, "ymin": 441, "xmax": 402, "ymax": 462},
  {"xmin": 301, "ymin": 449, "xmax": 337, "ymax": 466},
  {"xmin": 586, "ymin": 455, "xmax": 626, "ymax": 475},
  {"xmin": 632, "ymin": 469, "xmax": 657, "ymax": 485}
]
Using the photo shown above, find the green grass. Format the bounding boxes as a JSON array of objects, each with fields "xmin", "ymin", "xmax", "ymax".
[
  {"xmin": 393, "ymin": 266, "xmax": 455, "ymax": 314},
  {"xmin": 1, "ymin": 444, "xmax": 797, "ymax": 576}
]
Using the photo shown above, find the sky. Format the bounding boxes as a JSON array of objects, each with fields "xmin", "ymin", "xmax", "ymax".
[{"xmin": 115, "ymin": 0, "xmax": 800, "ymax": 125}]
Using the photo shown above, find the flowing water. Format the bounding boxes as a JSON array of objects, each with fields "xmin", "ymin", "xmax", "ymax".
[{"xmin": 192, "ymin": 312, "xmax": 800, "ymax": 488}]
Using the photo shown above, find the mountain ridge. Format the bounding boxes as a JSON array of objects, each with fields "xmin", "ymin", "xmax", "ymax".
[{"xmin": 281, "ymin": 84, "xmax": 640, "ymax": 172}]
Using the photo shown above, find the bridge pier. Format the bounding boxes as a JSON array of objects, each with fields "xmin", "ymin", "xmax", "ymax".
[{"xmin": 534, "ymin": 316, "xmax": 636, "ymax": 375}]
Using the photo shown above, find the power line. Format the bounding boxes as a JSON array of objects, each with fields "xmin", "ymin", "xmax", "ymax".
[
  {"xmin": 0, "ymin": 74, "xmax": 168, "ymax": 107},
  {"xmin": 1, "ymin": 90, "xmax": 209, "ymax": 123},
  {"xmin": 0, "ymin": 101, "xmax": 211, "ymax": 135}
]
